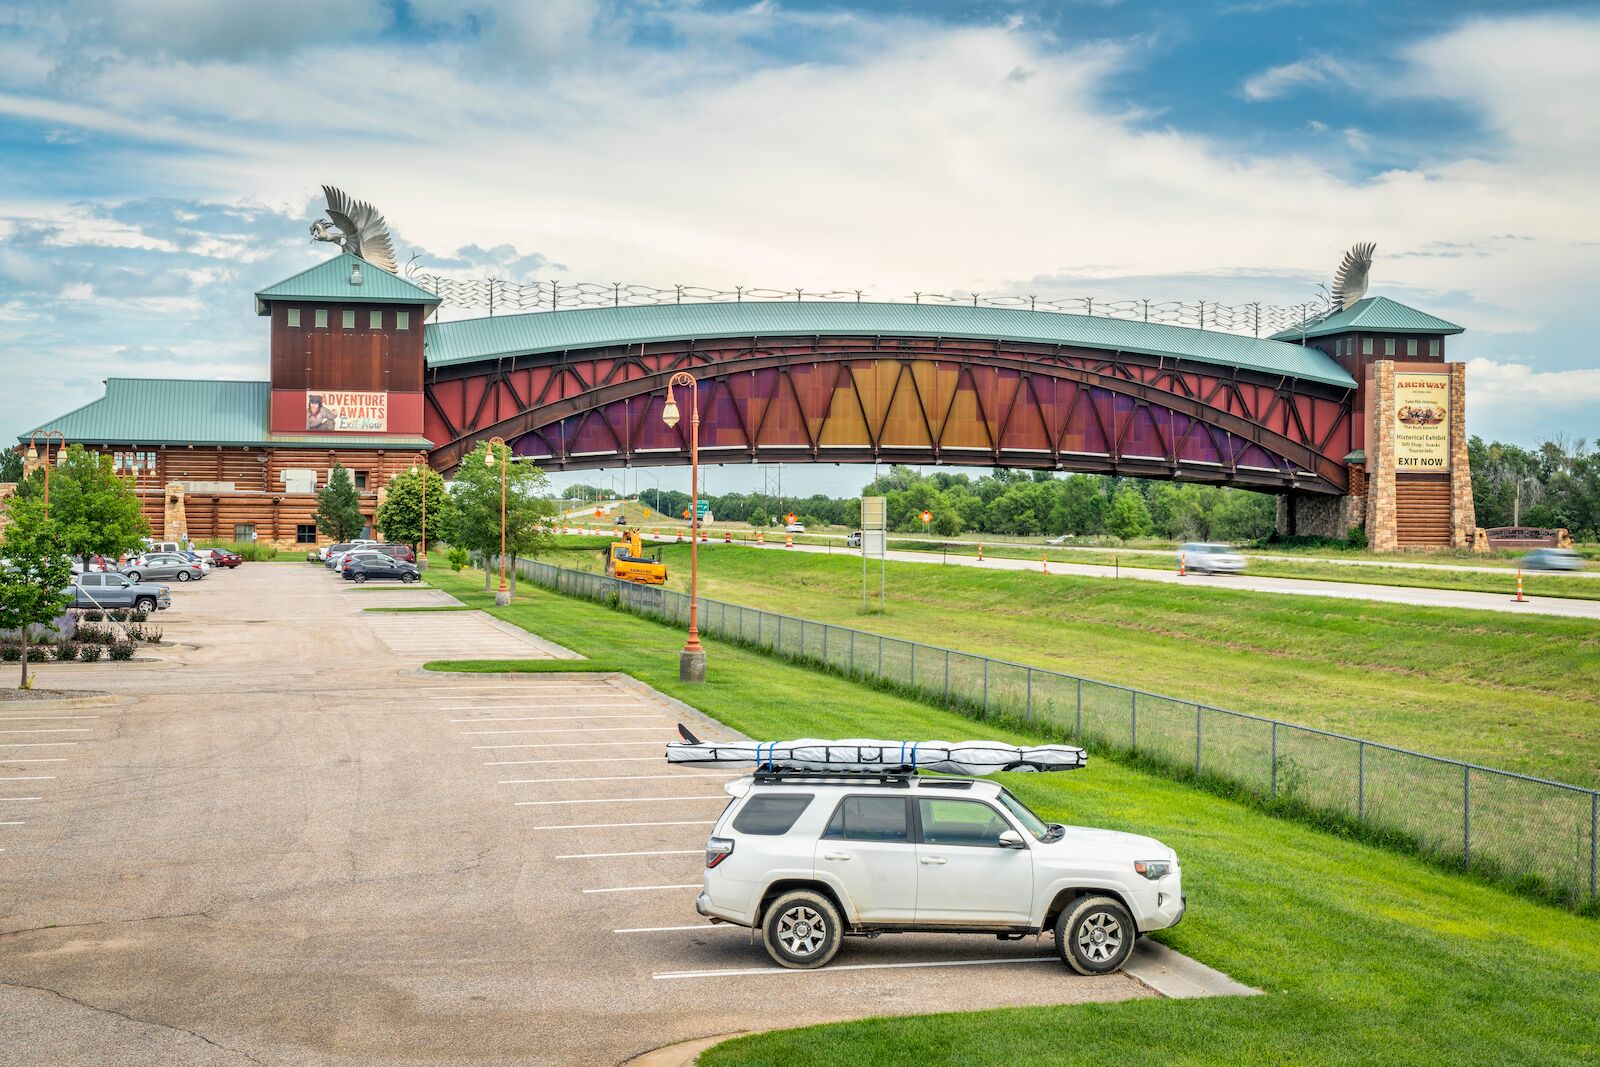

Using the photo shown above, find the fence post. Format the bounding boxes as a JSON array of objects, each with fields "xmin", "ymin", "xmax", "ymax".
[
  {"xmin": 983, "ymin": 659, "xmax": 990, "ymax": 717},
  {"xmin": 1076, "ymin": 677, "xmax": 1083, "ymax": 740},
  {"xmin": 1591, "ymin": 792, "xmax": 1598, "ymax": 903},
  {"xmin": 758, "ymin": 611, "xmax": 762, "ymax": 647},
  {"xmin": 823, "ymin": 624, "xmax": 829, "ymax": 666},
  {"xmin": 1358, "ymin": 742, "xmax": 1366, "ymax": 821},
  {"xmin": 1026, "ymin": 668, "xmax": 1033, "ymax": 723},
  {"xmin": 850, "ymin": 629, "xmax": 856, "ymax": 675},
  {"xmin": 1194, "ymin": 705, "xmax": 1202, "ymax": 776},
  {"xmin": 878, "ymin": 635, "xmax": 884, "ymax": 679},
  {"xmin": 944, "ymin": 650, "xmax": 950, "ymax": 705},
  {"xmin": 777, "ymin": 614, "xmax": 783, "ymax": 654},
  {"xmin": 1131, "ymin": 692, "xmax": 1138, "ymax": 753},
  {"xmin": 1270, "ymin": 722, "xmax": 1278, "ymax": 798},
  {"xmin": 1463, "ymin": 765, "xmax": 1472, "ymax": 869},
  {"xmin": 911, "ymin": 643, "xmax": 917, "ymax": 689}
]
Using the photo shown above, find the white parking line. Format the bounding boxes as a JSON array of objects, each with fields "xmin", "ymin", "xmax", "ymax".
[
  {"xmin": 0, "ymin": 743, "xmax": 77, "ymax": 748},
  {"xmin": 614, "ymin": 925, "xmax": 723, "ymax": 934},
  {"xmin": 453, "ymin": 715, "xmax": 663, "ymax": 724},
  {"xmin": 0, "ymin": 820, "xmax": 25, "ymax": 825},
  {"xmin": 0, "ymin": 729, "xmax": 91, "ymax": 735},
  {"xmin": 0, "ymin": 797, "xmax": 43, "ymax": 802},
  {"xmin": 499, "ymin": 773, "xmax": 737, "ymax": 784},
  {"xmin": 515, "ymin": 796, "xmax": 727, "ymax": 807},
  {"xmin": 0, "ymin": 758, "xmax": 68, "ymax": 764},
  {"xmin": 561, "ymin": 849, "xmax": 703, "ymax": 860},
  {"xmin": 0, "ymin": 716, "xmax": 99, "ymax": 721},
  {"xmin": 482, "ymin": 740, "xmax": 663, "ymax": 749},
  {"xmin": 0, "ymin": 776, "xmax": 55, "ymax": 782},
  {"xmin": 654, "ymin": 957, "xmax": 1059, "ymax": 980},
  {"xmin": 470, "ymin": 727, "xmax": 671, "ymax": 736},
  {"xmin": 526, "ymin": 820, "xmax": 718, "ymax": 830},
  {"xmin": 486, "ymin": 757, "xmax": 666, "ymax": 765},
  {"xmin": 582, "ymin": 883, "xmax": 701, "ymax": 895}
]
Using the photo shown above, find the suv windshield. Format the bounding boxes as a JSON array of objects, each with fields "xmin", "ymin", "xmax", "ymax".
[{"xmin": 996, "ymin": 789, "xmax": 1052, "ymax": 841}]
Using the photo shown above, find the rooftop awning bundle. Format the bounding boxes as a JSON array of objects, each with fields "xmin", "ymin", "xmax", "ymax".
[{"xmin": 666, "ymin": 725, "xmax": 1086, "ymax": 776}]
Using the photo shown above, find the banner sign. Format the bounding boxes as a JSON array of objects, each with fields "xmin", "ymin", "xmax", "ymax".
[
  {"xmin": 306, "ymin": 391, "xmax": 388, "ymax": 433},
  {"xmin": 1393, "ymin": 373, "xmax": 1450, "ymax": 471}
]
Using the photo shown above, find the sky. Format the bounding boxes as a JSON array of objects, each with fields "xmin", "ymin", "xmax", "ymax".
[{"xmin": 1, "ymin": 0, "xmax": 1597, "ymax": 498}]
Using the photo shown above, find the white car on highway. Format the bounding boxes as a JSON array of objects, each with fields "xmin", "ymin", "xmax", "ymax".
[
  {"xmin": 695, "ymin": 772, "xmax": 1184, "ymax": 972},
  {"xmin": 1179, "ymin": 542, "xmax": 1247, "ymax": 573}
]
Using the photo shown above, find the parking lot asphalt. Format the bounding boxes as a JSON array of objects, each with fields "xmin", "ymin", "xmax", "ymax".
[{"xmin": 1, "ymin": 564, "xmax": 1158, "ymax": 1065}]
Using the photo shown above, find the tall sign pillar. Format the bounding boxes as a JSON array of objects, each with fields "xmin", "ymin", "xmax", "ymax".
[{"xmin": 1364, "ymin": 360, "xmax": 1473, "ymax": 550}]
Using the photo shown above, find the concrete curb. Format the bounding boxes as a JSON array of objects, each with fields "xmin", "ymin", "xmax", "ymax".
[
  {"xmin": 1124, "ymin": 939, "xmax": 1262, "ymax": 999},
  {"xmin": 0, "ymin": 691, "xmax": 131, "ymax": 709},
  {"xmin": 621, "ymin": 1033, "xmax": 749, "ymax": 1067}
]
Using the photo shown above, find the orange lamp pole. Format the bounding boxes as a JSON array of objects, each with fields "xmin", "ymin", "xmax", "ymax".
[
  {"xmin": 409, "ymin": 452, "xmax": 430, "ymax": 570},
  {"xmin": 486, "ymin": 437, "xmax": 510, "ymax": 604},
  {"xmin": 662, "ymin": 372, "xmax": 705, "ymax": 681},
  {"xmin": 26, "ymin": 430, "xmax": 67, "ymax": 517}
]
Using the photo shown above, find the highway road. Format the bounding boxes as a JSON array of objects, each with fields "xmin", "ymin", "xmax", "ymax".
[{"xmin": 641, "ymin": 532, "xmax": 1600, "ymax": 620}]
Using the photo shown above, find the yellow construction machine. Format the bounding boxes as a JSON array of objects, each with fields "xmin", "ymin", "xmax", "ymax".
[{"xmin": 606, "ymin": 529, "xmax": 667, "ymax": 585}]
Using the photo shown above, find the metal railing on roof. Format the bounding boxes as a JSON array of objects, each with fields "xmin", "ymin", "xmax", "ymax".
[
  {"xmin": 409, "ymin": 274, "xmax": 1330, "ymax": 339},
  {"xmin": 496, "ymin": 554, "xmax": 1600, "ymax": 908}
]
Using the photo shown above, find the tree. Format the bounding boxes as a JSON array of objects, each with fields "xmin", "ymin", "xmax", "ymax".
[
  {"xmin": 748, "ymin": 506, "xmax": 769, "ymax": 529},
  {"xmin": 1106, "ymin": 486, "xmax": 1154, "ymax": 539},
  {"xmin": 451, "ymin": 442, "xmax": 559, "ymax": 591},
  {"xmin": 13, "ymin": 445, "xmax": 147, "ymax": 568},
  {"xmin": 375, "ymin": 466, "xmax": 454, "ymax": 553},
  {"xmin": 0, "ymin": 448, "xmax": 21, "ymax": 484},
  {"xmin": 315, "ymin": 464, "xmax": 365, "ymax": 543},
  {"xmin": 0, "ymin": 496, "xmax": 74, "ymax": 689}
]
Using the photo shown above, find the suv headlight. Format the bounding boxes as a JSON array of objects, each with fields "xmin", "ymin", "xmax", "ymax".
[{"xmin": 1134, "ymin": 860, "xmax": 1171, "ymax": 881}]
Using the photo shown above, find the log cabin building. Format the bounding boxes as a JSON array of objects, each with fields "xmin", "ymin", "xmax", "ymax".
[{"xmin": 17, "ymin": 254, "xmax": 439, "ymax": 550}]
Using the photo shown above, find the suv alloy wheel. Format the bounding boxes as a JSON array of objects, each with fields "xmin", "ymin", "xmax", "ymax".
[
  {"xmin": 1055, "ymin": 895, "xmax": 1135, "ymax": 975},
  {"xmin": 135, "ymin": 596, "xmax": 156, "ymax": 613},
  {"xmin": 761, "ymin": 889, "xmax": 843, "ymax": 970}
]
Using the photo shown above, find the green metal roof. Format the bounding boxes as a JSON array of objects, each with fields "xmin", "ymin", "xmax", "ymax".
[
  {"xmin": 425, "ymin": 301, "xmax": 1357, "ymax": 388},
  {"xmin": 20, "ymin": 378, "xmax": 432, "ymax": 449},
  {"xmin": 1269, "ymin": 296, "xmax": 1464, "ymax": 341},
  {"xmin": 254, "ymin": 253, "xmax": 442, "ymax": 315}
]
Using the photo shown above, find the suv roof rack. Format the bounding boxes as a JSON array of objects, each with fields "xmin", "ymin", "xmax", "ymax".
[{"xmin": 750, "ymin": 770, "xmax": 982, "ymax": 789}]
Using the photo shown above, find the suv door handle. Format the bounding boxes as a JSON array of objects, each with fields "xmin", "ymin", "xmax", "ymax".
[
  {"xmin": 920, "ymin": 856, "xmax": 947, "ymax": 865},
  {"xmin": 822, "ymin": 851, "xmax": 852, "ymax": 862}
]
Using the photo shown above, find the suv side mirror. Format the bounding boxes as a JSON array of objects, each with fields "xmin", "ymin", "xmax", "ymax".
[{"xmin": 997, "ymin": 829, "xmax": 1026, "ymax": 849}]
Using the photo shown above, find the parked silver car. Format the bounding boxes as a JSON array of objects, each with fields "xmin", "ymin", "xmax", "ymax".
[
  {"xmin": 121, "ymin": 553, "xmax": 206, "ymax": 583},
  {"xmin": 1178, "ymin": 543, "xmax": 1247, "ymax": 573},
  {"xmin": 69, "ymin": 573, "xmax": 171, "ymax": 612}
]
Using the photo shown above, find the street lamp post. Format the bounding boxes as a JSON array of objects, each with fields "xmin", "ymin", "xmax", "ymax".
[
  {"xmin": 661, "ymin": 372, "xmax": 705, "ymax": 682},
  {"xmin": 26, "ymin": 430, "xmax": 67, "ymax": 517},
  {"xmin": 409, "ymin": 452, "xmax": 430, "ymax": 571},
  {"xmin": 486, "ymin": 437, "xmax": 511, "ymax": 606}
]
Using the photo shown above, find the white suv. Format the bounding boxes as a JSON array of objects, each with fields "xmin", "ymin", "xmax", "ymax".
[{"xmin": 695, "ymin": 772, "xmax": 1184, "ymax": 972}]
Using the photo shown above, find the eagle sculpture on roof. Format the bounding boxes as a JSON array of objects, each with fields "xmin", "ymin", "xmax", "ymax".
[
  {"xmin": 310, "ymin": 185, "xmax": 398, "ymax": 274},
  {"xmin": 1333, "ymin": 241, "xmax": 1375, "ymax": 310}
]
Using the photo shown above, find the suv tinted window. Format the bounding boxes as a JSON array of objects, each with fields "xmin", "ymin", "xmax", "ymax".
[
  {"xmin": 733, "ymin": 794, "xmax": 814, "ymax": 835},
  {"xmin": 79, "ymin": 574, "xmax": 103, "ymax": 587},
  {"xmin": 823, "ymin": 796, "xmax": 908, "ymax": 842},
  {"xmin": 917, "ymin": 798, "xmax": 1010, "ymax": 847}
]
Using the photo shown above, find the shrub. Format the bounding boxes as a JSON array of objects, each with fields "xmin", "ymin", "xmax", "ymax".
[
  {"xmin": 0, "ymin": 645, "xmax": 18, "ymax": 662},
  {"xmin": 142, "ymin": 626, "xmax": 163, "ymax": 645},
  {"xmin": 78, "ymin": 644, "xmax": 103, "ymax": 663},
  {"xmin": 83, "ymin": 610, "xmax": 105, "ymax": 623},
  {"xmin": 55, "ymin": 643, "xmax": 80, "ymax": 661},
  {"xmin": 448, "ymin": 547, "xmax": 470, "ymax": 572},
  {"xmin": 108, "ymin": 642, "xmax": 135, "ymax": 661},
  {"xmin": 129, "ymin": 610, "xmax": 149, "ymax": 623},
  {"xmin": 109, "ymin": 609, "xmax": 131, "ymax": 623},
  {"xmin": 25, "ymin": 647, "xmax": 50, "ymax": 662}
]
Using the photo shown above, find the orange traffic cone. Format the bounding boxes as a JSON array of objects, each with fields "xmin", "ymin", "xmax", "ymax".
[
  {"xmin": 700, "ymin": 529, "xmax": 708, "ymax": 542},
  {"xmin": 1513, "ymin": 569, "xmax": 1526, "ymax": 603},
  {"xmin": 1042, "ymin": 552, "xmax": 1048, "ymax": 574},
  {"xmin": 785, "ymin": 533, "xmax": 794, "ymax": 548},
  {"xmin": 977, "ymin": 543, "xmax": 984, "ymax": 561},
  {"xmin": 1179, "ymin": 552, "xmax": 1186, "ymax": 577},
  {"xmin": 724, "ymin": 530, "xmax": 732, "ymax": 543},
  {"xmin": 676, "ymin": 528, "xmax": 684, "ymax": 542},
  {"xmin": 757, "ymin": 531, "xmax": 764, "ymax": 544}
]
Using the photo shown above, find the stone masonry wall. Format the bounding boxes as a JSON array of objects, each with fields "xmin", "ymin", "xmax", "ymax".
[
  {"xmin": 1448, "ymin": 362, "xmax": 1474, "ymax": 548},
  {"xmin": 1365, "ymin": 360, "xmax": 1398, "ymax": 551},
  {"xmin": 1276, "ymin": 492, "xmax": 1365, "ymax": 539}
]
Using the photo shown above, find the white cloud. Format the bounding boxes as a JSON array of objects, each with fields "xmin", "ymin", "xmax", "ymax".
[{"xmin": 1241, "ymin": 54, "xmax": 1363, "ymax": 101}]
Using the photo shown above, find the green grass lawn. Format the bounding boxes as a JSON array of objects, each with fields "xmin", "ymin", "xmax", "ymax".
[
  {"xmin": 421, "ymin": 568, "xmax": 1600, "ymax": 1066},
  {"xmin": 546, "ymin": 538, "xmax": 1600, "ymax": 788}
]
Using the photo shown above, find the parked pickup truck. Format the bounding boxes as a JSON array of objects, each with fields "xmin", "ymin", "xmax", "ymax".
[{"xmin": 69, "ymin": 573, "xmax": 172, "ymax": 613}]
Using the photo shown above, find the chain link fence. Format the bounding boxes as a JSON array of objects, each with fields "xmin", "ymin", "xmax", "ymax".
[
  {"xmin": 411, "ymin": 274, "xmax": 1327, "ymax": 339},
  {"xmin": 506, "ymin": 556, "xmax": 1600, "ymax": 906}
]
